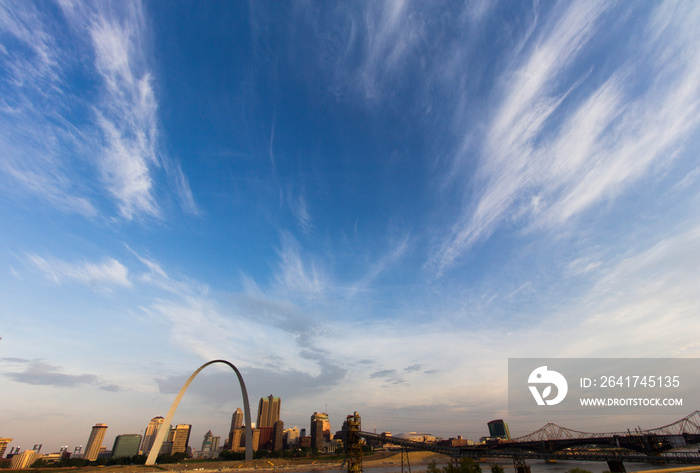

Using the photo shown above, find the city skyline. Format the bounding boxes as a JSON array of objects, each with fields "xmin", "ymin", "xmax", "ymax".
[
  {"xmin": 2, "ymin": 0, "xmax": 700, "ymax": 455},
  {"xmin": 5, "ymin": 407, "xmax": 700, "ymax": 462},
  {"xmin": 4, "ymin": 395, "xmax": 699, "ymax": 457}
]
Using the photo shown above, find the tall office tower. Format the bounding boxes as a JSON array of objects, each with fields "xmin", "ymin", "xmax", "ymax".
[
  {"xmin": 84, "ymin": 424, "xmax": 108, "ymax": 461},
  {"xmin": 141, "ymin": 416, "xmax": 165, "ymax": 455},
  {"xmin": 256, "ymin": 395, "xmax": 281, "ymax": 428},
  {"xmin": 310, "ymin": 419, "xmax": 324, "ymax": 450},
  {"xmin": 272, "ymin": 420, "xmax": 284, "ymax": 451},
  {"xmin": 224, "ymin": 408, "xmax": 245, "ymax": 450},
  {"xmin": 310, "ymin": 412, "xmax": 331, "ymax": 445},
  {"xmin": 111, "ymin": 434, "xmax": 142, "ymax": 458},
  {"xmin": 201, "ymin": 431, "xmax": 213, "ymax": 458},
  {"xmin": 487, "ymin": 419, "xmax": 510, "ymax": 440},
  {"xmin": 169, "ymin": 424, "xmax": 191, "ymax": 455},
  {"xmin": 0, "ymin": 438, "xmax": 12, "ymax": 459},
  {"xmin": 230, "ymin": 408, "xmax": 244, "ymax": 430}
]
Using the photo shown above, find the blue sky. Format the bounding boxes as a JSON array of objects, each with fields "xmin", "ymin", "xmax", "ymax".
[{"xmin": 2, "ymin": 0, "xmax": 700, "ymax": 453}]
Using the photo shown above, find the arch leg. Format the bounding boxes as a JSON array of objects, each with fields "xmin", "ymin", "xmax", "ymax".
[{"xmin": 145, "ymin": 360, "xmax": 253, "ymax": 465}]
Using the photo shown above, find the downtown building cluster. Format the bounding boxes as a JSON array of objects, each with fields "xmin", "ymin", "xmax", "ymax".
[{"xmin": 0, "ymin": 395, "xmax": 337, "ymax": 469}]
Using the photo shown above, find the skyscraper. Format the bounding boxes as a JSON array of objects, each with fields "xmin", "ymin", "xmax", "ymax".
[
  {"xmin": 199, "ymin": 430, "xmax": 219, "ymax": 458},
  {"xmin": 141, "ymin": 416, "xmax": 165, "ymax": 456},
  {"xmin": 111, "ymin": 434, "xmax": 142, "ymax": 458},
  {"xmin": 201, "ymin": 430, "xmax": 213, "ymax": 458},
  {"xmin": 230, "ymin": 408, "xmax": 244, "ymax": 430},
  {"xmin": 310, "ymin": 412, "xmax": 331, "ymax": 447},
  {"xmin": 311, "ymin": 419, "xmax": 324, "ymax": 450},
  {"xmin": 487, "ymin": 419, "xmax": 510, "ymax": 440},
  {"xmin": 169, "ymin": 424, "xmax": 191, "ymax": 455},
  {"xmin": 256, "ymin": 395, "xmax": 281, "ymax": 428},
  {"xmin": 84, "ymin": 424, "xmax": 108, "ymax": 461},
  {"xmin": 0, "ymin": 438, "xmax": 12, "ymax": 459},
  {"xmin": 272, "ymin": 420, "xmax": 284, "ymax": 451}
]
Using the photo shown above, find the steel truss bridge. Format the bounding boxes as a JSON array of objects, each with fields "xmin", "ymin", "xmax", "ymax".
[{"xmin": 355, "ymin": 411, "xmax": 700, "ymax": 472}]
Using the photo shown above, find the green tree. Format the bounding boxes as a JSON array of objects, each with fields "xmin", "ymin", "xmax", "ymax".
[{"xmin": 491, "ymin": 464, "xmax": 505, "ymax": 473}]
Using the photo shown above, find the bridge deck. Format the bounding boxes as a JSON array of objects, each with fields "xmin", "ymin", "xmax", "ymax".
[{"xmin": 359, "ymin": 432, "xmax": 700, "ymax": 464}]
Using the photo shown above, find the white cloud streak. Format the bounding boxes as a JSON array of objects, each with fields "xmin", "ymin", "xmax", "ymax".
[
  {"xmin": 274, "ymin": 234, "xmax": 326, "ymax": 301},
  {"xmin": 85, "ymin": 1, "xmax": 200, "ymax": 219},
  {"xmin": 433, "ymin": 0, "xmax": 609, "ymax": 270},
  {"xmin": 0, "ymin": 2, "xmax": 97, "ymax": 216},
  {"xmin": 145, "ymin": 296, "xmax": 304, "ymax": 371},
  {"xmin": 304, "ymin": 0, "xmax": 428, "ymax": 103},
  {"xmin": 355, "ymin": 0, "xmax": 415, "ymax": 99},
  {"xmin": 0, "ymin": 1, "xmax": 60, "ymax": 86},
  {"xmin": 167, "ymin": 160, "xmax": 200, "ymax": 216},
  {"xmin": 87, "ymin": 5, "xmax": 160, "ymax": 219},
  {"xmin": 433, "ymin": 0, "xmax": 700, "ymax": 272},
  {"xmin": 288, "ymin": 190, "xmax": 313, "ymax": 236},
  {"xmin": 127, "ymin": 245, "xmax": 210, "ymax": 296},
  {"xmin": 0, "ymin": 1, "xmax": 199, "ymax": 221},
  {"xmin": 28, "ymin": 254, "xmax": 131, "ymax": 288},
  {"xmin": 346, "ymin": 233, "xmax": 410, "ymax": 298},
  {"xmin": 576, "ymin": 224, "xmax": 700, "ymax": 355}
]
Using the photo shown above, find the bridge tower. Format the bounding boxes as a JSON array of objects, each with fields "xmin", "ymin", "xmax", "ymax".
[
  {"xmin": 345, "ymin": 412, "xmax": 363, "ymax": 473},
  {"xmin": 512, "ymin": 454, "xmax": 531, "ymax": 473},
  {"xmin": 400, "ymin": 447, "xmax": 412, "ymax": 473}
]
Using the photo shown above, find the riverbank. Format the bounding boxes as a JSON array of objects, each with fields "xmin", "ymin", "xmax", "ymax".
[
  {"xmin": 153, "ymin": 451, "xmax": 450, "ymax": 472},
  {"xmin": 0, "ymin": 451, "xmax": 451, "ymax": 473},
  {"xmin": 6, "ymin": 453, "xmax": 700, "ymax": 473}
]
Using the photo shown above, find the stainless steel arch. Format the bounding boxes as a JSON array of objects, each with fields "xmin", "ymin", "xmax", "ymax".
[{"xmin": 145, "ymin": 360, "xmax": 253, "ymax": 465}]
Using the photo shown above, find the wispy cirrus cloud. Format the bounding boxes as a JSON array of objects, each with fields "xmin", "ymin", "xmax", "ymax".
[
  {"xmin": 352, "ymin": 0, "xmax": 420, "ymax": 100},
  {"xmin": 289, "ymin": 1, "xmax": 430, "ymax": 104},
  {"xmin": 145, "ymin": 232, "xmax": 413, "ymax": 396},
  {"xmin": 27, "ymin": 254, "xmax": 131, "ymax": 288},
  {"xmin": 86, "ymin": 4, "xmax": 160, "ymax": 219},
  {"xmin": 284, "ymin": 186, "xmax": 313, "ymax": 236},
  {"xmin": 346, "ymin": 232, "xmax": 410, "ymax": 299},
  {"xmin": 0, "ymin": 1, "xmax": 198, "ymax": 221},
  {"xmin": 82, "ymin": 1, "xmax": 199, "ymax": 219},
  {"xmin": 321, "ymin": 224, "xmax": 700, "ymax": 411},
  {"xmin": 0, "ymin": 2, "xmax": 98, "ymax": 216},
  {"xmin": 433, "ymin": 0, "xmax": 610, "ymax": 271},
  {"xmin": 433, "ymin": 0, "xmax": 700, "ymax": 272},
  {"xmin": 127, "ymin": 245, "xmax": 209, "ymax": 296},
  {"xmin": 273, "ymin": 233, "xmax": 326, "ymax": 301},
  {"xmin": 0, "ymin": 1, "xmax": 62, "ymax": 87},
  {"xmin": 572, "ymin": 223, "xmax": 700, "ymax": 357}
]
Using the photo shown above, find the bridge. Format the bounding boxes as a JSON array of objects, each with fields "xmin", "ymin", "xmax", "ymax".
[{"xmin": 348, "ymin": 411, "xmax": 700, "ymax": 473}]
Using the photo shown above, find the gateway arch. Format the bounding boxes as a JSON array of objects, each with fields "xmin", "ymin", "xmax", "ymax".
[{"xmin": 145, "ymin": 359, "xmax": 253, "ymax": 465}]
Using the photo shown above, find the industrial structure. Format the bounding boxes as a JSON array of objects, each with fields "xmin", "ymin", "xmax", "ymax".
[{"xmin": 348, "ymin": 410, "xmax": 700, "ymax": 473}]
